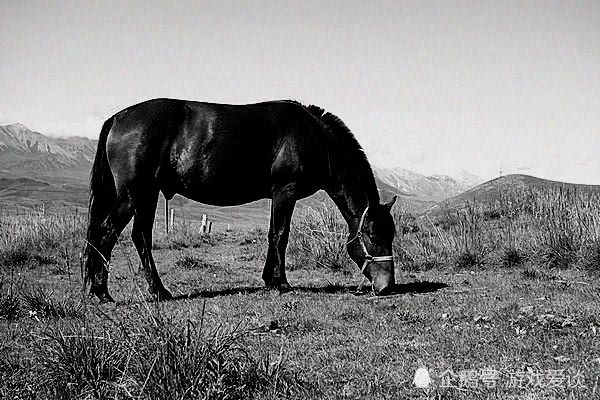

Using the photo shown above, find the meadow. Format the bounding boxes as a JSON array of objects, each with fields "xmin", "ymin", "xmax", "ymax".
[{"xmin": 1, "ymin": 184, "xmax": 600, "ymax": 399}]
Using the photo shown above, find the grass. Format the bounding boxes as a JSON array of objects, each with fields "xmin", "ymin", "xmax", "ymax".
[
  {"xmin": 0, "ymin": 282, "xmax": 84, "ymax": 321},
  {"xmin": 0, "ymin": 281, "xmax": 20, "ymax": 321},
  {"xmin": 1, "ymin": 186, "xmax": 600, "ymax": 399},
  {"xmin": 394, "ymin": 186, "xmax": 600, "ymax": 273},
  {"xmin": 30, "ymin": 309, "xmax": 311, "ymax": 400},
  {"xmin": 288, "ymin": 199, "xmax": 353, "ymax": 273},
  {"xmin": 0, "ymin": 208, "xmax": 84, "ymax": 278}
]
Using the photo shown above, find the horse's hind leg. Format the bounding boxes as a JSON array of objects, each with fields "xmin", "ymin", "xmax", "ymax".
[
  {"xmin": 130, "ymin": 188, "xmax": 173, "ymax": 300},
  {"xmin": 263, "ymin": 183, "xmax": 297, "ymax": 291},
  {"xmin": 87, "ymin": 191, "xmax": 134, "ymax": 303}
]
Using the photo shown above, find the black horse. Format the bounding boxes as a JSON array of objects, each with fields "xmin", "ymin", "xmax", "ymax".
[{"xmin": 83, "ymin": 99, "xmax": 397, "ymax": 302}]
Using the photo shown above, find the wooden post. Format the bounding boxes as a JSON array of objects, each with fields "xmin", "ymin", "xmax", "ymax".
[
  {"xmin": 165, "ymin": 198, "xmax": 169, "ymax": 235},
  {"xmin": 201, "ymin": 214, "xmax": 207, "ymax": 233},
  {"xmin": 207, "ymin": 221, "xmax": 212, "ymax": 234},
  {"xmin": 170, "ymin": 208, "xmax": 174, "ymax": 231}
]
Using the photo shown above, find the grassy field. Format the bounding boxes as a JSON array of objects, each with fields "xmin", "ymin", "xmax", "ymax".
[{"xmin": 1, "ymin": 185, "xmax": 600, "ymax": 399}]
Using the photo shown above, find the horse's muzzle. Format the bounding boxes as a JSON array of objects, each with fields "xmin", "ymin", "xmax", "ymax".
[{"xmin": 370, "ymin": 261, "xmax": 395, "ymax": 295}]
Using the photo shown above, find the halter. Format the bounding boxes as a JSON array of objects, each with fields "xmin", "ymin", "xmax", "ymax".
[{"xmin": 346, "ymin": 206, "xmax": 394, "ymax": 273}]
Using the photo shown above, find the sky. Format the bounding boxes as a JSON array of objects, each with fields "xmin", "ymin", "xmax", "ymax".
[{"xmin": 1, "ymin": 1, "xmax": 599, "ymax": 184}]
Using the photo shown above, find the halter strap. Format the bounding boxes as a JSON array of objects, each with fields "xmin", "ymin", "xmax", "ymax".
[{"xmin": 346, "ymin": 206, "xmax": 394, "ymax": 273}]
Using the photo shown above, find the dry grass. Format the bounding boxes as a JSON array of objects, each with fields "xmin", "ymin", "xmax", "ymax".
[
  {"xmin": 288, "ymin": 199, "xmax": 353, "ymax": 273},
  {"xmin": 29, "ymin": 309, "xmax": 311, "ymax": 400},
  {"xmin": 2, "ymin": 186, "xmax": 600, "ymax": 399},
  {"xmin": 394, "ymin": 186, "xmax": 600, "ymax": 273},
  {"xmin": 0, "ymin": 208, "xmax": 84, "ymax": 277}
]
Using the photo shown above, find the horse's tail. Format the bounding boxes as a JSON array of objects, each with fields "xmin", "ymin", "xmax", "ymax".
[{"xmin": 82, "ymin": 117, "xmax": 116, "ymax": 290}]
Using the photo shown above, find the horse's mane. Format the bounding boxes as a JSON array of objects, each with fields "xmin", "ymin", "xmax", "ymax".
[{"xmin": 302, "ymin": 103, "xmax": 379, "ymax": 204}]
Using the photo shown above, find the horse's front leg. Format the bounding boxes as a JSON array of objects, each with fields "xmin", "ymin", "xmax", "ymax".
[{"xmin": 263, "ymin": 183, "xmax": 296, "ymax": 291}]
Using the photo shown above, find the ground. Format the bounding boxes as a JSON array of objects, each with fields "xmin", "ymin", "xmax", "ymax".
[{"xmin": 3, "ymin": 222, "xmax": 599, "ymax": 399}]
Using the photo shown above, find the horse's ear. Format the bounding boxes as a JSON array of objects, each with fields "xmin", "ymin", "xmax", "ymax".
[{"xmin": 384, "ymin": 195, "xmax": 397, "ymax": 211}]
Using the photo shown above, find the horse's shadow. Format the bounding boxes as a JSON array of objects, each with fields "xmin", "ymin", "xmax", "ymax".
[{"xmin": 172, "ymin": 281, "xmax": 447, "ymax": 301}]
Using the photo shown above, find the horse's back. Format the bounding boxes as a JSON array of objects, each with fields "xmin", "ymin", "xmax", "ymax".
[{"xmin": 104, "ymin": 99, "xmax": 326, "ymax": 205}]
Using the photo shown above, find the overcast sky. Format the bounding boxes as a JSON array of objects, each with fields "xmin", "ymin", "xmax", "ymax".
[{"xmin": 1, "ymin": 1, "xmax": 599, "ymax": 183}]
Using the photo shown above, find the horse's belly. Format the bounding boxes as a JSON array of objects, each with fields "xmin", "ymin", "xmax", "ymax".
[{"xmin": 175, "ymin": 171, "xmax": 272, "ymax": 206}]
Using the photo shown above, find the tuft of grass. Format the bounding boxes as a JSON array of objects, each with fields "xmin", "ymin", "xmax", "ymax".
[
  {"xmin": 33, "ymin": 310, "xmax": 313, "ymax": 400},
  {"xmin": 0, "ymin": 285, "xmax": 20, "ymax": 320},
  {"xmin": 0, "ymin": 248, "xmax": 31, "ymax": 268},
  {"xmin": 521, "ymin": 265, "xmax": 555, "ymax": 281},
  {"xmin": 288, "ymin": 199, "xmax": 353, "ymax": 273},
  {"xmin": 36, "ymin": 323, "xmax": 130, "ymax": 399},
  {"xmin": 454, "ymin": 250, "xmax": 484, "ymax": 270},
  {"xmin": 580, "ymin": 240, "xmax": 600, "ymax": 272},
  {"xmin": 501, "ymin": 246, "xmax": 524, "ymax": 268},
  {"xmin": 21, "ymin": 286, "xmax": 84, "ymax": 320},
  {"xmin": 175, "ymin": 254, "xmax": 221, "ymax": 271}
]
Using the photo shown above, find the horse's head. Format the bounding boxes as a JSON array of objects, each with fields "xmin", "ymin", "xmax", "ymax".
[{"xmin": 347, "ymin": 196, "xmax": 397, "ymax": 295}]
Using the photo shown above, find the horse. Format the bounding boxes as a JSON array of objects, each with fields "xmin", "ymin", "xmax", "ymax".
[{"xmin": 83, "ymin": 98, "xmax": 397, "ymax": 303}]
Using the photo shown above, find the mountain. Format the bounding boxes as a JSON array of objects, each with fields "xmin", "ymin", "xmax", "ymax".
[
  {"xmin": 0, "ymin": 123, "xmax": 483, "ymax": 220},
  {"xmin": 373, "ymin": 166, "xmax": 483, "ymax": 203},
  {"xmin": 0, "ymin": 123, "xmax": 96, "ymax": 181}
]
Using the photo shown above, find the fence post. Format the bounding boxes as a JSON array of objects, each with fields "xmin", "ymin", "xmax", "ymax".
[
  {"xmin": 201, "ymin": 214, "xmax": 207, "ymax": 233},
  {"xmin": 170, "ymin": 208, "xmax": 175, "ymax": 231},
  {"xmin": 165, "ymin": 198, "xmax": 169, "ymax": 235}
]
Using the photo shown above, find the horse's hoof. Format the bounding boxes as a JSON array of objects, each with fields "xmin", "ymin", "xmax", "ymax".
[
  {"xmin": 263, "ymin": 279, "xmax": 277, "ymax": 288},
  {"xmin": 264, "ymin": 280, "xmax": 292, "ymax": 293},
  {"xmin": 152, "ymin": 288, "xmax": 173, "ymax": 301},
  {"xmin": 93, "ymin": 291, "xmax": 115, "ymax": 304},
  {"xmin": 277, "ymin": 282, "xmax": 293, "ymax": 293}
]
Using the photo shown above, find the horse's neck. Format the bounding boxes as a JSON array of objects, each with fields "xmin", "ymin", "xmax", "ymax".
[
  {"xmin": 323, "ymin": 138, "xmax": 379, "ymax": 234},
  {"xmin": 326, "ymin": 177, "xmax": 372, "ymax": 235}
]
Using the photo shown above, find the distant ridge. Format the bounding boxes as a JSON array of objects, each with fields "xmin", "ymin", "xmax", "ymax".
[
  {"xmin": 436, "ymin": 174, "xmax": 600, "ymax": 211},
  {"xmin": 0, "ymin": 123, "xmax": 97, "ymax": 178},
  {"xmin": 0, "ymin": 123, "xmax": 486, "ymax": 219}
]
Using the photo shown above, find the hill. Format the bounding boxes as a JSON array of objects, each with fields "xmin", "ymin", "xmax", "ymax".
[{"xmin": 433, "ymin": 174, "xmax": 600, "ymax": 213}]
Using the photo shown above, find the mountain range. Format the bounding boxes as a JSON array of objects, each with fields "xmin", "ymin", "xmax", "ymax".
[{"xmin": 0, "ymin": 123, "xmax": 483, "ymax": 219}]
